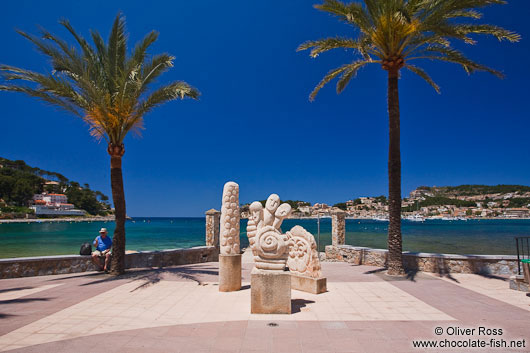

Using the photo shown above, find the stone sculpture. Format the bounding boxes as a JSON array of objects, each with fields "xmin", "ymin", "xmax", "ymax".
[
  {"xmin": 286, "ymin": 225, "xmax": 322, "ymax": 278},
  {"xmin": 246, "ymin": 201, "xmax": 263, "ymax": 256},
  {"xmin": 263, "ymin": 194, "xmax": 280, "ymax": 227},
  {"xmin": 246, "ymin": 194, "xmax": 293, "ymax": 270},
  {"xmin": 220, "ymin": 181, "xmax": 240, "ymax": 255}
]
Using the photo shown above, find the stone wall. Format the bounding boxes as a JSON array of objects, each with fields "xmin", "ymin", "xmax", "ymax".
[
  {"xmin": 0, "ymin": 246, "xmax": 218, "ymax": 279},
  {"xmin": 325, "ymin": 245, "xmax": 519, "ymax": 276}
]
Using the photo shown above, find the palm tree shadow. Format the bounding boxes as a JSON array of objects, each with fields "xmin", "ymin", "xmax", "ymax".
[
  {"xmin": 46, "ymin": 272, "xmax": 105, "ymax": 282},
  {"xmin": 0, "ymin": 287, "xmax": 34, "ymax": 294},
  {"xmin": 0, "ymin": 313, "xmax": 16, "ymax": 319},
  {"xmin": 0, "ymin": 297, "xmax": 52, "ymax": 305},
  {"xmin": 79, "ymin": 265, "xmax": 219, "ymax": 291},
  {"xmin": 363, "ymin": 268, "xmax": 387, "ymax": 275}
]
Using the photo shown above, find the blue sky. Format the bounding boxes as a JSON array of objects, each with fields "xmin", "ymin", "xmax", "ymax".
[{"xmin": 1, "ymin": 0, "xmax": 528, "ymax": 216}]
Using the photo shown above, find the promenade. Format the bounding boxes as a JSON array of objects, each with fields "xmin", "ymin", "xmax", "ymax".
[{"xmin": 0, "ymin": 250, "xmax": 528, "ymax": 352}]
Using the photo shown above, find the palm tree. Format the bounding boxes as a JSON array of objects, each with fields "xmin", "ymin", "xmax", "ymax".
[
  {"xmin": 298, "ymin": 0, "xmax": 519, "ymax": 275},
  {"xmin": 0, "ymin": 14, "xmax": 200, "ymax": 274}
]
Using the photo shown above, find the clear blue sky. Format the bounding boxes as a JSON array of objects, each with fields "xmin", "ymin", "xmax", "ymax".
[{"xmin": 1, "ymin": 0, "xmax": 528, "ymax": 216}]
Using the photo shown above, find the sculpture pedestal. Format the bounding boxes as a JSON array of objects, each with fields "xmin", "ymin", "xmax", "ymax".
[
  {"xmin": 291, "ymin": 274, "xmax": 327, "ymax": 294},
  {"xmin": 251, "ymin": 268, "xmax": 291, "ymax": 314},
  {"xmin": 219, "ymin": 254, "xmax": 241, "ymax": 292}
]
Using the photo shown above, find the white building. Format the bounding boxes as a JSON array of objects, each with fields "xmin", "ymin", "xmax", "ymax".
[{"xmin": 30, "ymin": 193, "xmax": 85, "ymax": 216}]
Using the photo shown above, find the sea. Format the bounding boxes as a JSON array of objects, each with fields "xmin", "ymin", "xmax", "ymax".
[{"xmin": 0, "ymin": 218, "xmax": 529, "ymax": 259}]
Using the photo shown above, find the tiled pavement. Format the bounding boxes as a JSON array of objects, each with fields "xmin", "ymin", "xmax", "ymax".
[{"xmin": 0, "ymin": 257, "xmax": 528, "ymax": 352}]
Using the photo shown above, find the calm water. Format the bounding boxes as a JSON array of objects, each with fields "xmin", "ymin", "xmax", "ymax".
[{"xmin": 0, "ymin": 218, "xmax": 528, "ymax": 258}]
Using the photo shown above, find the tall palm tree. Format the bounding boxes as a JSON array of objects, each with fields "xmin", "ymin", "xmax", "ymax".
[
  {"xmin": 0, "ymin": 14, "xmax": 199, "ymax": 275},
  {"xmin": 298, "ymin": 0, "xmax": 519, "ymax": 275}
]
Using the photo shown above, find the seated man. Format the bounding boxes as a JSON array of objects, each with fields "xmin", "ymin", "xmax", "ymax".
[{"xmin": 91, "ymin": 228, "xmax": 112, "ymax": 272}]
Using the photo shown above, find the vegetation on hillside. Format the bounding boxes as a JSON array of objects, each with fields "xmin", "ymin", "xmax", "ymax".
[
  {"xmin": 402, "ymin": 196, "xmax": 475, "ymax": 212},
  {"xmin": 419, "ymin": 185, "xmax": 530, "ymax": 196},
  {"xmin": 0, "ymin": 157, "xmax": 110, "ymax": 216}
]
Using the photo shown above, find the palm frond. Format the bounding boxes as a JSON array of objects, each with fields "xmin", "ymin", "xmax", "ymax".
[
  {"xmin": 0, "ymin": 13, "xmax": 200, "ymax": 146},
  {"xmin": 315, "ymin": 0, "xmax": 372, "ymax": 32},
  {"xmin": 336, "ymin": 60, "xmax": 372, "ymax": 93},
  {"xmin": 309, "ymin": 60, "xmax": 376, "ymax": 101},
  {"xmin": 108, "ymin": 14, "xmax": 127, "ymax": 85},
  {"xmin": 416, "ymin": 45, "xmax": 504, "ymax": 78},
  {"xmin": 134, "ymin": 81, "xmax": 199, "ymax": 118},
  {"xmin": 405, "ymin": 64, "xmax": 440, "ymax": 93},
  {"xmin": 297, "ymin": 37, "xmax": 370, "ymax": 58}
]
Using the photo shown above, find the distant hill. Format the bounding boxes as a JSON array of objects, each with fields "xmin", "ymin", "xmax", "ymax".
[
  {"xmin": 415, "ymin": 184, "xmax": 530, "ymax": 197},
  {"xmin": 406, "ymin": 184, "xmax": 530, "ymax": 211},
  {"xmin": 0, "ymin": 157, "xmax": 111, "ymax": 216}
]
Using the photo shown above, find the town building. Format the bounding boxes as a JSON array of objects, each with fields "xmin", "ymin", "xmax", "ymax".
[{"xmin": 30, "ymin": 193, "xmax": 85, "ymax": 216}]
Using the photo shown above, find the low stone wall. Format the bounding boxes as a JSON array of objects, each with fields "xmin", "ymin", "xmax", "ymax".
[
  {"xmin": 325, "ymin": 245, "xmax": 519, "ymax": 276},
  {"xmin": 0, "ymin": 246, "xmax": 218, "ymax": 279}
]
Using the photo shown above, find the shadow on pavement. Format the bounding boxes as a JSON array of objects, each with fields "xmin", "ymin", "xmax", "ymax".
[
  {"xmin": 78, "ymin": 265, "xmax": 220, "ymax": 291},
  {"xmin": 0, "ymin": 286, "xmax": 34, "ymax": 294},
  {"xmin": 291, "ymin": 299, "xmax": 315, "ymax": 313},
  {"xmin": 0, "ymin": 297, "xmax": 52, "ymax": 305},
  {"xmin": 0, "ymin": 313, "xmax": 16, "ymax": 319}
]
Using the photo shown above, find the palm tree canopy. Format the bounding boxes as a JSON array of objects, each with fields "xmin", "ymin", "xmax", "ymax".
[
  {"xmin": 0, "ymin": 14, "xmax": 200, "ymax": 145},
  {"xmin": 297, "ymin": 0, "xmax": 520, "ymax": 100}
]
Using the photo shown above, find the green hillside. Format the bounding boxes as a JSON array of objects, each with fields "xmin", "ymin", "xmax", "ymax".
[
  {"xmin": 417, "ymin": 184, "xmax": 530, "ymax": 196},
  {"xmin": 0, "ymin": 157, "xmax": 111, "ymax": 217}
]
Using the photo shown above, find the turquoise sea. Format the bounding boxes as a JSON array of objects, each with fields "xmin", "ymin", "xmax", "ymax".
[{"xmin": 0, "ymin": 218, "xmax": 529, "ymax": 259}]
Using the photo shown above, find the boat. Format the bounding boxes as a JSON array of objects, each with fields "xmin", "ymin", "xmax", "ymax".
[
  {"xmin": 405, "ymin": 215, "xmax": 425, "ymax": 222},
  {"xmin": 373, "ymin": 216, "xmax": 389, "ymax": 222}
]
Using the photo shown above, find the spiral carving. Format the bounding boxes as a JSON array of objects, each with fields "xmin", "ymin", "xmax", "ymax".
[
  {"xmin": 286, "ymin": 226, "xmax": 322, "ymax": 278},
  {"xmin": 253, "ymin": 226, "xmax": 291, "ymax": 270}
]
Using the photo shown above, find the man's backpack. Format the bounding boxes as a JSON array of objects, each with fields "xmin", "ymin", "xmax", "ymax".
[{"xmin": 80, "ymin": 242, "xmax": 92, "ymax": 255}]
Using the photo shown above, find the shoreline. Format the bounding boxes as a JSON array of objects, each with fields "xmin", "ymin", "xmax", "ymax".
[
  {"xmin": 0, "ymin": 216, "xmax": 115, "ymax": 224},
  {"xmin": 2, "ymin": 216, "xmax": 529, "ymax": 224}
]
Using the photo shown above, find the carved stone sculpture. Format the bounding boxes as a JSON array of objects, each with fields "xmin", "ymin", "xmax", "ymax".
[
  {"xmin": 254, "ymin": 226, "xmax": 292, "ymax": 270},
  {"xmin": 273, "ymin": 203, "xmax": 292, "ymax": 231},
  {"xmin": 263, "ymin": 194, "xmax": 280, "ymax": 227},
  {"xmin": 286, "ymin": 225, "xmax": 322, "ymax": 278},
  {"xmin": 246, "ymin": 193, "xmax": 293, "ymax": 270},
  {"xmin": 220, "ymin": 181, "xmax": 240, "ymax": 255},
  {"xmin": 246, "ymin": 201, "xmax": 263, "ymax": 256}
]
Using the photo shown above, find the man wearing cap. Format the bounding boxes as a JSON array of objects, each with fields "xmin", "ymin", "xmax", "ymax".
[{"xmin": 91, "ymin": 228, "xmax": 112, "ymax": 272}]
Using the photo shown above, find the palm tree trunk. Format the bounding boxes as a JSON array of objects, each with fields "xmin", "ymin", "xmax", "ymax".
[
  {"xmin": 108, "ymin": 144, "xmax": 126, "ymax": 275},
  {"xmin": 387, "ymin": 68, "xmax": 405, "ymax": 276}
]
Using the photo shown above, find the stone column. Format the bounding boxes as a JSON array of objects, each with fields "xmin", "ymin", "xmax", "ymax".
[
  {"xmin": 332, "ymin": 211, "xmax": 346, "ymax": 246},
  {"xmin": 205, "ymin": 209, "xmax": 220, "ymax": 247},
  {"xmin": 219, "ymin": 182, "xmax": 242, "ymax": 292}
]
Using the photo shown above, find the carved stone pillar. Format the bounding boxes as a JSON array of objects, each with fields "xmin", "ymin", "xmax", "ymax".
[
  {"xmin": 332, "ymin": 211, "xmax": 346, "ymax": 246},
  {"xmin": 218, "ymin": 182, "xmax": 241, "ymax": 292},
  {"xmin": 205, "ymin": 209, "xmax": 220, "ymax": 247}
]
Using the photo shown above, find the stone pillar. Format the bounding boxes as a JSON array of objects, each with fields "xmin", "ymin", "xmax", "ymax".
[
  {"xmin": 219, "ymin": 182, "xmax": 241, "ymax": 292},
  {"xmin": 332, "ymin": 211, "xmax": 345, "ymax": 246},
  {"xmin": 205, "ymin": 209, "xmax": 220, "ymax": 247}
]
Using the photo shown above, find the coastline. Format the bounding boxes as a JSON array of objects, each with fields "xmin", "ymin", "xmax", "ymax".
[{"xmin": 0, "ymin": 216, "xmax": 115, "ymax": 224}]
